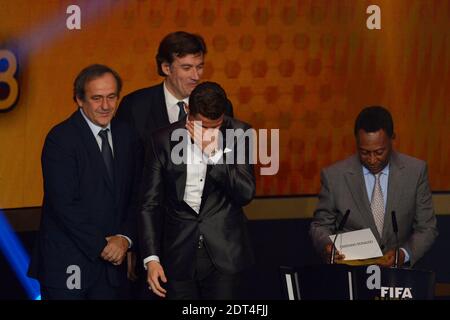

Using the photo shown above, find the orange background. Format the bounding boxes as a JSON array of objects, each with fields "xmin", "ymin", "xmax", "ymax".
[{"xmin": 0, "ymin": 0, "xmax": 449, "ymax": 209}]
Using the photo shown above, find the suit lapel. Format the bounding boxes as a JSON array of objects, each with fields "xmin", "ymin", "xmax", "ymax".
[
  {"xmin": 154, "ymin": 83, "xmax": 170, "ymax": 127},
  {"xmin": 199, "ymin": 117, "xmax": 232, "ymax": 216},
  {"xmin": 169, "ymin": 122, "xmax": 188, "ymax": 202},
  {"xmin": 73, "ymin": 110, "xmax": 114, "ymax": 194},
  {"xmin": 344, "ymin": 156, "xmax": 381, "ymax": 240},
  {"xmin": 221, "ymin": 117, "xmax": 235, "ymax": 158},
  {"xmin": 111, "ymin": 120, "xmax": 124, "ymax": 204},
  {"xmin": 142, "ymin": 83, "xmax": 170, "ymax": 141},
  {"xmin": 199, "ymin": 165, "xmax": 214, "ymax": 216},
  {"xmin": 382, "ymin": 152, "xmax": 404, "ymax": 240}
]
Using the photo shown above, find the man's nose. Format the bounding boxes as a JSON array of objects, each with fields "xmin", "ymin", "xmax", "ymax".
[
  {"xmin": 191, "ymin": 68, "xmax": 200, "ymax": 80},
  {"xmin": 368, "ymin": 154, "xmax": 377, "ymax": 164},
  {"xmin": 102, "ymin": 98, "xmax": 113, "ymax": 109}
]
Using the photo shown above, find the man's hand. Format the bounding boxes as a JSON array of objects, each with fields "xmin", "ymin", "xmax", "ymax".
[
  {"xmin": 101, "ymin": 236, "xmax": 129, "ymax": 265},
  {"xmin": 378, "ymin": 249, "xmax": 405, "ymax": 268},
  {"xmin": 186, "ymin": 119, "xmax": 219, "ymax": 156},
  {"xmin": 146, "ymin": 261, "xmax": 167, "ymax": 298},
  {"xmin": 325, "ymin": 243, "xmax": 345, "ymax": 263}
]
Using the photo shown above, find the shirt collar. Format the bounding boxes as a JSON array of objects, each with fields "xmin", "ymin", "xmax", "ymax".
[
  {"xmin": 363, "ymin": 163, "xmax": 390, "ymax": 176},
  {"xmin": 163, "ymin": 81, "xmax": 189, "ymax": 108},
  {"xmin": 79, "ymin": 108, "xmax": 111, "ymax": 137}
]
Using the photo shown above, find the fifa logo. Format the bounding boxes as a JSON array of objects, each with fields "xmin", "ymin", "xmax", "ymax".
[
  {"xmin": 380, "ymin": 286, "xmax": 413, "ymax": 299},
  {"xmin": 366, "ymin": 265, "xmax": 413, "ymax": 300}
]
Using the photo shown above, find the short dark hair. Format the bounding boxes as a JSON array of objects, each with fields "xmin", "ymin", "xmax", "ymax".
[
  {"xmin": 156, "ymin": 31, "xmax": 207, "ymax": 76},
  {"xmin": 189, "ymin": 82, "xmax": 227, "ymax": 120},
  {"xmin": 354, "ymin": 106, "xmax": 394, "ymax": 138},
  {"xmin": 73, "ymin": 64, "xmax": 122, "ymax": 102}
]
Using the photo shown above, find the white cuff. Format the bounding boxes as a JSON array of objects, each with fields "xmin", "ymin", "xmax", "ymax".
[
  {"xmin": 116, "ymin": 234, "xmax": 132, "ymax": 248},
  {"xmin": 143, "ymin": 255, "xmax": 160, "ymax": 270},
  {"xmin": 400, "ymin": 247, "xmax": 410, "ymax": 263}
]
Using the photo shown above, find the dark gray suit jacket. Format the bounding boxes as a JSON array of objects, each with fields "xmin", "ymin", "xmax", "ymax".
[{"xmin": 310, "ymin": 151, "xmax": 438, "ymax": 266}]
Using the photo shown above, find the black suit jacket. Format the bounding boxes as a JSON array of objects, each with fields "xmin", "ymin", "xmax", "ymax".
[
  {"xmin": 28, "ymin": 110, "xmax": 140, "ymax": 289},
  {"xmin": 115, "ymin": 82, "xmax": 234, "ymax": 144},
  {"xmin": 115, "ymin": 82, "xmax": 235, "ymax": 269},
  {"xmin": 139, "ymin": 116, "xmax": 255, "ymax": 280}
]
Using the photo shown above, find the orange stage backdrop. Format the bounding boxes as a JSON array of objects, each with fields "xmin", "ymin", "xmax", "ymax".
[{"xmin": 0, "ymin": 0, "xmax": 449, "ymax": 208}]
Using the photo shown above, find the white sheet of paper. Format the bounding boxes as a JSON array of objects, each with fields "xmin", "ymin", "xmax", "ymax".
[{"xmin": 329, "ymin": 228, "xmax": 383, "ymax": 260}]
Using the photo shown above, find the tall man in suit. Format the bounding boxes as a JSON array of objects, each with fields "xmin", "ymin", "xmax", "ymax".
[
  {"xmin": 115, "ymin": 31, "xmax": 233, "ymax": 144},
  {"xmin": 139, "ymin": 82, "xmax": 255, "ymax": 299},
  {"xmin": 310, "ymin": 106, "xmax": 437, "ymax": 267},
  {"xmin": 115, "ymin": 31, "xmax": 233, "ymax": 297},
  {"xmin": 28, "ymin": 64, "xmax": 140, "ymax": 299}
]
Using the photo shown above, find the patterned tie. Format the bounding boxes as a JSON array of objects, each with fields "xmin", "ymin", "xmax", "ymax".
[
  {"xmin": 177, "ymin": 101, "xmax": 186, "ymax": 120},
  {"xmin": 98, "ymin": 129, "xmax": 114, "ymax": 183},
  {"xmin": 370, "ymin": 173, "xmax": 385, "ymax": 235}
]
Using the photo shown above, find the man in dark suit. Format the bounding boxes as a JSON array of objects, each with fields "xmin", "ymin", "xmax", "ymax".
[
  {"xmin": 139, "ymin": 82, "xmax": 255, "ymax": 299},
  {"xmin": 28, "ymin": 64, "xmax": 140, "ymax": 299},
  {"xmin": 115, "ymin": 31, "xmax": 233, "ymax": 297},
  {"xmin": 115, "ymin": 31, "xmax": 233, "ymax": 144},
  {"xmin": 310, "ymin": 106, "xmax": 438, "ymax": 267}
]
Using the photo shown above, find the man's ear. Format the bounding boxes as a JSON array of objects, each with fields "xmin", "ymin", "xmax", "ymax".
[
  {"xmin": 391, "ymin": 132, "xmax": 396, "ymax": 140},
  {"xmin": 161, "ymin": 63, "xmax": 171, "ymax": 76},
  {"xmin": 75, "ymin": 96, "xmax": 83, "ymax": 107}
]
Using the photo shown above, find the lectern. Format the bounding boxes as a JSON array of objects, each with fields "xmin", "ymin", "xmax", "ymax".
[{"xmin": 280, "ymin": 264, "xmax": 435, "ymax": 300}]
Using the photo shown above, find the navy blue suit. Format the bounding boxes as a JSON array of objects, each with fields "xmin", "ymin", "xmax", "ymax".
[{"xmin": 28, "ymin": 110, "xmax": 141, "ymax": 298}]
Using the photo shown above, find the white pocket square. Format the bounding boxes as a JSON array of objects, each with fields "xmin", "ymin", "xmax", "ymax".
[{"xmin": 224, "ymin": 147, "xmax": 232, "ymax": 153}]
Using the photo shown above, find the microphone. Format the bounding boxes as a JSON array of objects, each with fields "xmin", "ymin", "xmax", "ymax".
[
  {"xmin": 391, "ymin": 211, "xmax": 399, "ymax": 268},
  {"xmin": 330, "ymin": 209, "xmax": 351, "ymax": 264}
]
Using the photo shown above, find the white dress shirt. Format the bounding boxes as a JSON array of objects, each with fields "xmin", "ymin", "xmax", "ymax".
[
  {"xmin": 79, "ymin": 108, "xmax": 114, "ymax": 155},
  {"xmin": 164, "ymin": 81, "xmax": 189, "ymax": 124}
]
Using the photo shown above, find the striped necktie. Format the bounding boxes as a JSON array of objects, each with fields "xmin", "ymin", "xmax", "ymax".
[{"xmin": 370, "ymin": 173, "xmax": 385, "ymax": 235}]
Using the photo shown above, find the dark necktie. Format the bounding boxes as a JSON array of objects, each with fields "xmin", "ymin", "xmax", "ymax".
[
  {"xmin": 98, "ymin": 129, "xmax": 114, "ymax": 183},
  {"xmin": 177, "ymin": 101, "xmax": 186, "ymax": 120}
]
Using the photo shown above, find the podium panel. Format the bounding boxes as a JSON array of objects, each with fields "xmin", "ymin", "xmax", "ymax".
[{"xmin": 280, "ymin": 265, "xmax": 435, "ymax": 300}]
